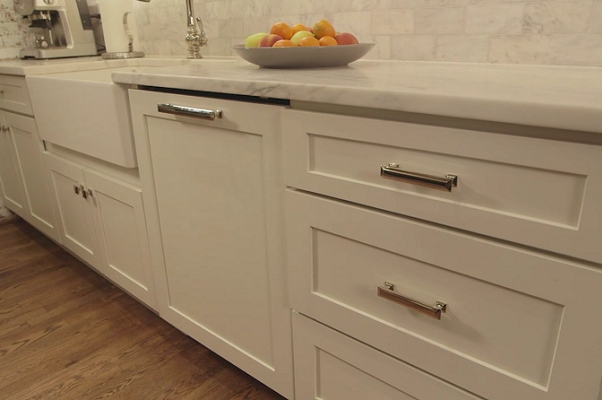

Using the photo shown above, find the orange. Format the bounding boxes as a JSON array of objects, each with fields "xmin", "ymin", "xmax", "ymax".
[
  {"xmin": 270, "ymin": 22, "xmax": 293, "ymax": 40},
  {"xmin": 291, "ymin": 23, "xmax": 310, "ymax": 35},
  {"xmin": 272, "ymin": 39, "xmax": 297, "ymax": 48},
  {"xmin": 297, "ymin": 36, "xmax": 320, "ymax": 47},
  {"xmin": 318, "ymin": 36, "xmax": 338, "ymax": 46},
  {"xmin": 313, "ymin": 19, "xmax": 335, "ymax": 39}
]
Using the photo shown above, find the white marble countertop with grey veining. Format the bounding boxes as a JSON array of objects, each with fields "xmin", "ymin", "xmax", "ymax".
[
  {"xmin": 0, "ymin": 56, "xmax": 203, "ymax": 76},
  {"xmin": 2, "ymin": 56, "xmax": 601, "ymax": 134},
  {"xmin": 111, "ymin": 58, "xmax": 602, "ymax": 134}
]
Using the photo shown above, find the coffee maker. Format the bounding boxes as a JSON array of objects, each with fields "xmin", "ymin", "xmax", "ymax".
[{"xmin": 16, "ymin": 0, "xmax": 98, "ymax": 59}]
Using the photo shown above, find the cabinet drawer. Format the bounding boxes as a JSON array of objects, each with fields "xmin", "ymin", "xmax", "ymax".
[
  {"xmin": 292, "ymin": 312, "xmax": 480, "ymax": 400},
  {"xmin": 285, "ymin": 190, "xmax": 602, "ymax": 400},
  {"xmin": 282, "ymin": 109, "xmax": 602, "ymax": 263},
  {"xmin": 0, "ymin": 75, "xmax": 32, "ymax": 115}
]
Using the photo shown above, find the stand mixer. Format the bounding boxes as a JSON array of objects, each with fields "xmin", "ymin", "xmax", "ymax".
[{"xmin": 16, "ymin": 0, "xmax": 98, "ymax": 59}]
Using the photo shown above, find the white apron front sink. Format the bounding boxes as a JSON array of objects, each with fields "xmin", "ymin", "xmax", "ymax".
[{"xmin": 27, "ymin": 68, "xmax": 137, "ymax": 168}]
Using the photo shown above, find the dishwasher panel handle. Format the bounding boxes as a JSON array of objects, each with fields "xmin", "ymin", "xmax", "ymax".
[{"xmin": 158, "ymin": 103, "xmax": 223, "ymax": 121}]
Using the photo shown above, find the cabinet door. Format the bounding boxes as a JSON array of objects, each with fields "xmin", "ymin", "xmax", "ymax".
[
  {"xmin": 0, "ymin": 111, "xmax": 27, "ymax": 216},
  {"xmin": 85, "ymin": 169, "xmax": 156, "ymax": 310},
  {"xmin": 129, "ymin": 90, "xmax": 293, "ymax": 399},
  {"xmin": 44, "ymin": 153, "xmax": 100, "ymax": 269},
  {"xmin": 5, "ymin": 111, "xmax": 60, "ymax": 242}
]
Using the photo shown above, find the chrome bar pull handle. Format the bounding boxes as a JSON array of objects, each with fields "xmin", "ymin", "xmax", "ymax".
[
  {"xmin": 380, "ymin": 163, "xmax": 458, "ymax": 192},
  {"xmin": 377, "ymin": 282, "xmax": 447, "ymax": 320},
  {"xmin": 158, "ymin": 103, "xmax": 222, "ymax": 121}
]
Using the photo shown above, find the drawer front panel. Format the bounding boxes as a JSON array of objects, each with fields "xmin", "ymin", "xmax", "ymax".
[
  {"xmin": 282, "ymin": 109, "xmax": 602, "ymax": 263},
  {"xmin": 286, "ymin": 190, "xmax": 602, "ymax": 400},
  {"xmin": 0, "ymin": 75, "xmax": 32, "ymax": 115},
  {"xmin": 292, "ymin": 312, "xmax": 481, "ymax": 400},
  {"xmin": 311, "ymin": 228, "xmax": 561, "ymax": 386}
]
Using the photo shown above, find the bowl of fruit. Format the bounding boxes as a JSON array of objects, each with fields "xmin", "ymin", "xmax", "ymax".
[{"xmin": 234, "ymin": 20, "xmax": 375, "ymax": 69}]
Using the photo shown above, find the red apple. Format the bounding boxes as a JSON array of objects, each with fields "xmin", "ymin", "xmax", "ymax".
[
  {"xmin": 335, "ymin": 32, "xmax": 359, "ymax": 45},
  {"xmin": 259, "ymin": 34, "xmax": 284, "ymax": 47}
]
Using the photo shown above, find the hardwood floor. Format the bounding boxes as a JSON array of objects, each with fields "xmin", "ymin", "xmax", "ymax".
[{"xmin": 0, "ymin": 217, "xmax": 286, "ymax": 400}]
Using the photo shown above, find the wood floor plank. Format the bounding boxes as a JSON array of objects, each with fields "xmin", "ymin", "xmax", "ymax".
[{"xmin": 0, "ymin": 218, "xmax": 285, "ymax": 400}]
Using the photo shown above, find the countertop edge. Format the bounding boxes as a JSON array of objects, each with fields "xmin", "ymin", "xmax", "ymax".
[
  {"xmin": 2, "ymin": 57, "xmax": 601, "ymax": 135},
  {"xmin": 111, "ymin": 69, "xmax": 602, "ymax": 135}
]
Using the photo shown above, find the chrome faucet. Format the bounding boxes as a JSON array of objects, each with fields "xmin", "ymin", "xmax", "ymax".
[
  {"xmin": 136, "ymin": 0, "xmax": 206, "ymax": 59},
  {"xmin": 185, "ymin": 0, "xmax": 207, "ymax": 59}
]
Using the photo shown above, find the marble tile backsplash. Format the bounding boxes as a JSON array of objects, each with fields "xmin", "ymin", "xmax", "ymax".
[
  {"xmin": 1, "ymin": 0, "xmax": 601, "ymax": 66},
  {"xmin": 132, "ymin": 0, "xmax": 602, "ymax": 65},
  {"xmin": 0, "ymin": 0, "xmax": 30, "ymax": 60}
]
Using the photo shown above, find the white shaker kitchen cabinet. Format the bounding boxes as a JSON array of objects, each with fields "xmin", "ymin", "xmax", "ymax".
[
  {"xmin": 0, "ymin": 110, "xmax": 60, "ymax": 242},
  {"xmin": 129, "ymin": 90, "xmax": 293, "ymax": 399},
  {"xmin": 282, "ymin": 108, "xmax": 602, "ymax": 399},
  {"xmin": 44, "ymin": 153, "xmax": 100, "ymax": 269},
  {"xmin": 286, "ymin": 190, "xmax": 602, "ymax": 400},
  {"xmin": 0, "ymin": 111, "xmax": 27, "ymax": 217},
  {"xmin": 84, "ymin": 169, "xmax": 156, "ymax": 310},
  {"xmin": 44, "ymin": 152, "xmax": 157, "ymax": 310}
]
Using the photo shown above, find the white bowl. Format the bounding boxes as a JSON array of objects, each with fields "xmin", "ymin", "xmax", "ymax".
[{"xmin": 233, "ymin": 43, "xmax": 375, "ymax": 69}]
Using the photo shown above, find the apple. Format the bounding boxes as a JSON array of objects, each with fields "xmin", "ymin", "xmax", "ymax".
[
  {"xmin": 244, "ymin": 32, "xmax": 267, "ymax": 48},
  {"xmin": 259, "ymin": 34, "xmax": 284, "ymax": 47},
  {"xmin": 335, "ymin": 32, "xmax": 359, "ymax": 45},
  {"xmin": 290, "ymin": 30, "xmax": 315, "ymax": 45}
]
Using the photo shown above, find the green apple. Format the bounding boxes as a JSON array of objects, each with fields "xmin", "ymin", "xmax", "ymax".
[
  {"xmin": 290, "ymin": 30, "xmax": 315, "ymax": 45},
  {"xmin": 244, "ymin": 32, "xmax": 268, "ymax": 48}
]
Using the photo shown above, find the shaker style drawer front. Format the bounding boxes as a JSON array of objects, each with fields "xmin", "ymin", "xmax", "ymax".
[
  {"xmin": 0, "ymin": 75, "xmax": 32, "ymax": 115},
  {"xmin": 285, "ymin": 190, "xmax": 602, "ymax": 400},
  {"xmin": 292, "ymin": 312, "xmax": 481, "ymax": 400},
  {"xmin": 282, "ymin": 109, "xmax": 602, "ymax": 263}
]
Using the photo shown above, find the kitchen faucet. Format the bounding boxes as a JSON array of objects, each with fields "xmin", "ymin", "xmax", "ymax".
[
  {"xmin": 185, "ymin": 0, "xmax": 208, "ymax": 58},
  {"xmin": 137, "ymin": 0, "xmax": 207, "ymax": 59}
]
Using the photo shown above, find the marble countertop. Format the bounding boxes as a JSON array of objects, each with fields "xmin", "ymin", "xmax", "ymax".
[
  {"xmin": 0, "ymin": 56, "xmax": 198, "ymax": 76},
  {"xmin": 111, "ymin": 59, "xmax": 602, "ymax": 134},
  {"xmin": 2, "ymin": 56, "xmax": 601, "ymax": 134}
]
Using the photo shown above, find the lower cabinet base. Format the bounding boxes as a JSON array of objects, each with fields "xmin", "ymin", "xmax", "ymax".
[{"xmin": 292, "ymin": 311, "xmax": 480, "ymax": 400}]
